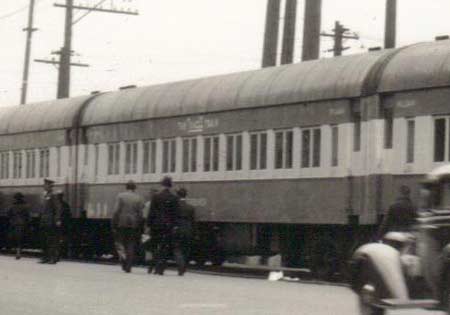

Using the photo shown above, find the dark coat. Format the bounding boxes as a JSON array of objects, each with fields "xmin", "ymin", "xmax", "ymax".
[
  {"xmin": 40, "ymin": 191, "xmax": 61, "ymax": 227},
  {"xmin": 147, "ymin": 188, "xmax": 179, "ymax": 230},
  {"xmin": 59, "ymin": 200, "xmax": 72, "ymax": 234},
  {"xmin": 176, "ymin": 199, "xmax": 196, "ymax": 238},
  {"xmin": 8, "ymin": 201, "xmax": 30, "ymax": 227},
  {"xmin": 378, "ymin": 196, "xmax": 417, "ymax": 239},
  {"xmin": 112, "ymin": 190, "xmax": 145, "ymax": 229}
]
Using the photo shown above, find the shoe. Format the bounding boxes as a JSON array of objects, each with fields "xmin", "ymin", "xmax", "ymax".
[
  {"xmin": 147, "ymin": 267, "xmax": 153, "ymax": 274},
  {"xmin": 15, "ymin": 255, "xmax": 21, "ymax": 260},
  {"xmin": 48, "ymin": 260, "xmax": 57, "ymax": 264},
  {"xmin": 39, "ymin": 259, "xmax": 49, "ymax": 264},
  {"xmin": 178, "ymin": 270, "xmax": 185, "ymax": 276}
]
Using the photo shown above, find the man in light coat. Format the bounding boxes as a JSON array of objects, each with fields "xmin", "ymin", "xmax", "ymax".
[{"xmin": 112, "ymin": 180, "xmax": 144, "ymax": 273}]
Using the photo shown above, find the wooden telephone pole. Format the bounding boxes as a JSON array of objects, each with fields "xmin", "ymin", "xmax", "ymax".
[
  {"xmin": 36, "ymin": 0, "xmax": 138, "ymax": 99},
  {"xmin": 20, "ymin": 0, "xmax": 38, "ymax": 105},
  {"xmin": 321, "ymin": 21, "xmax": 359, "ymax": 57}
]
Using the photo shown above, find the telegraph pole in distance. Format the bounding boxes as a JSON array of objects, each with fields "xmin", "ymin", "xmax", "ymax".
[
  {"xmin": 50, "ymin": 0, "xmax": 139, "ymax": 99},
  {"xmin": 20, "ymin": 0, "xmax": 38, "ymax": 105},
  {"xmin": 321, "ymin": 21, "xmax": 359, "ymax": 57}
]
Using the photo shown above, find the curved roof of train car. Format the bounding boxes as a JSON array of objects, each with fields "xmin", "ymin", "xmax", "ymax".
[
  {"xmin": 2, "ymin": 40, "xmax": 450, "ymax": 134},
  {"xmin": 81, "ymin": 40, "xmax": 450, "ymax": 126},
  {"xmin": 80, "ymin": 49, "xmax": 395, "ymax": 126},
  {"xmin": 0, "ymin": 95, "xmax": 92, "ymax": 135},
  {"xmin": 378, "ymin": 39, "xmax": 450, "ymax": 93}
]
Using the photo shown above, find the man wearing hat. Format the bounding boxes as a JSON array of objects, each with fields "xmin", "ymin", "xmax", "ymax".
[
  {"xmin": 147, "ymin": 176, "xmax": 180, "ymax": 275},
  {"xmin": 7, "ymin": 192, "xmax": 30, "ymax": 259},
  {"xmin": 112, "ymin": 180, "xmax": 145, "ymax": 273},
  {"xmin": 39, "ymin": 179, "xmax": 62, "ymax": 264},
  {"xmin": 55, "ymin": 190, "xmax": 72, "ymax": 259}
]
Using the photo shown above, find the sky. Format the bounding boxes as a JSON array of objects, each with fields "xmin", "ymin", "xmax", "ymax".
[{"xmin": 0, "ymin": 0, "xmax": 449, "ymax": 106}]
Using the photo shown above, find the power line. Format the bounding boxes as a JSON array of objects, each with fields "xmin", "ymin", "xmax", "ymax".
[{"xmin": 0, "ymin": 0, "xmax": 45, "ymax": 20}]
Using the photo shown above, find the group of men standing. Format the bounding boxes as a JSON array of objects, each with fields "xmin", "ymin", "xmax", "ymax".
[
  {"xmin": 7, "ymin": 178, "xmax": 71, "ymax": 263},
  {"xmin": 112, "ymin": 176, "xmax": 196, "ymax": 275}
]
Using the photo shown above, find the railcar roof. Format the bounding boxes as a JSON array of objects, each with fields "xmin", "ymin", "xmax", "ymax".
[
  {"xmin": 378, "ymin": 40, "xmax": 450, "ymax": 93},
  {"xmin": 80, "ymin": 49, "xmax": 393, "ymax": 126},
  {"xmin": 3, "ymin": 40, "xmax": 450, "ymax": 133},
  {"xmin": 0, "ymin": 95, "xmax": 92, "ymax": 135}
]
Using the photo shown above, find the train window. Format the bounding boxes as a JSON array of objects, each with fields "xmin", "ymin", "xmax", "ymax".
[
  {"xmin": 353, "ymin": 113, "xmax": 361, "ymax": 152},
  {"xmin": 383, "ymin": 107, "xmax": 394, "ymax": 149},
  {"xmin": 250, "ymin": 132, "xmax": 267, "ymax": 170},
  {"xmin": 302, "ymin": 127, "xmax": 321, "ymax": 168},
  {"xmin": 84, "ymin": 145, "xmax": 89, "ymax": 166},
  {"xmin": 182, "ymin": 138, "xmax": 197, "ymax": 173},
  {"xmin": 94, "ymin": 145, "xmax": 99, "ymax": 176},
  {"xmin": 143, "ymin": 140, "xmax": 157, "ymax": 174},
  {"xmin": 331, "ymin": 125, "xmax": 339, "ymax": 167},
  {"xmin": 0, "ymin": 152, "xmax": 9, "ymax": 179},
  {"xmin": 39, "ymin": 148, "xmax": 50, "ymax": 178},
  {"xmin": 226, "ymin": 134, "xmax": 243, "ymax": 171},
  {"xmin": 406, "ymin": 119, "xmax": 415, "ymax": 163},
  {"xmin": 204, "ymin": 136, "xmax": 220, "ymax": 172},
  {"xmin": 26, "ymin": 150, "xmax": 36, "ymax": 178},
  {"xmin": 434, "ymin": 118, "xmax": 446, "ymax": 162},
  {"xmin": 107, "ymin": 143, "xmax": 120, "ymax": 175},
  {"xmin": 56, "ymin": 147, "xmax": 61, "ymax": 177},
  {"xmin": 13, "ymin": 151, "xmax": 22, "ymax": 179},
  {"xmin": 125, "ymin": 142, "xmax": 138, "ymax": 174},
  {"xmin": 274, "ymin": 130, "xmax": 293, "ymax": 169},
  {"xmin": 162, "ymin": 139, "xmax": 176, "ymax": 173}
]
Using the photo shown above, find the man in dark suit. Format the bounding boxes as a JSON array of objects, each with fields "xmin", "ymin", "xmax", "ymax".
[
  {"xmin": 112, "ymin": 180, "xmax": 145, "ymax": 273},
  {"xmin": 39, "ymin": 178, "xmax": 61, "ymax": 264},
  {"xmin": 378, "ymin": 185, "xmax": 418, "ymax": 239},
  {"xmin": 7, "ymin": 192, "xmax": 31, "ymax": 260},
  {"xmin": 173, "ymin": 188, "xmax": 196, "ymax": 276},
  {"xmin": 147, "ymin": 176, "xmax": 179, "ymax": 275}
]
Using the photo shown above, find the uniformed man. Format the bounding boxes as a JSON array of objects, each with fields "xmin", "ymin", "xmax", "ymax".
[
  {"xmin": 377, "ymin": 185, "xmax": 418, "ymax": 239},
  {"xmin": 55, "ymin": 190, "xmax": 72, "ymax": 259},
  {"xmin": 173, "ymin": 188, "xmax": 196, "ymax": 276},
  {"xmin": 112, "ymin": 180, "xmax": 145, "ymax": 273},
  {"xmin": 7, "ymin": 192, "xmax": 30, "ymax": 260},
  {"xmin": 39, "ymin": 178, "xmax": 61, "ymax": 264},
  {"xmin": 147, "ymin": 176, "xmax": 179, "ymax": 275}
]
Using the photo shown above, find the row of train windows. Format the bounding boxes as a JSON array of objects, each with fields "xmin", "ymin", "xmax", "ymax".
[
  {"xmin": 0, "ymin": 148, "xmax": 51, "ymax": 180},
  {"xmin": 0, "ymin": 117, "xmax": 447, "ymax": 180},
  {"xmin": 106, "ymin": 127, "xmax": 333, "ymax": 176}
]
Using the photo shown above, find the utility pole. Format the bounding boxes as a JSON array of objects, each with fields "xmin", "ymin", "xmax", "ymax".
[
  {"xmin": 262, "ymin": 0, "xmax": 281, "ymax": 68},
  {"xmin": 280, "ymin": 0, "xmax": 297, "ymax": 65},
  {"xmin": 321, "ymin": 21, "xmax": 359, "ymax": 57},
  {"xmin": 20, "ymin": 0, "xmax": 38, "ymax": 105},
  {"xmin": 384, "ymin": 0, "xmax": 397, "ymax": 49},
  {"xmin": 57, "ymin": 0, "xmax": 74, "ymax": 99},
  {"xmin": 42, "ymin": 0, "xmax": 139, "ymax": 99}
]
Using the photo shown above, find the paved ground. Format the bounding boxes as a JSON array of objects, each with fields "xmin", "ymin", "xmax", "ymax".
[{"xmin": 0, "ymin": 255, "xmax": 444, "ymax": 315}]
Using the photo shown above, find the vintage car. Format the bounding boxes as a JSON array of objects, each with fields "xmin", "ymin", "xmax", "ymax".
[{"xmin": 349, "ymin": 164, "xmax": 450, "ymax": 315}]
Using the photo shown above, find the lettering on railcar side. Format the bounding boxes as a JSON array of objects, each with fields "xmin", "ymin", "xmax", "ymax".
[
  {"xmin": 186, "ymin": 197, "xmax": 207, "ymax": 207},
  {"xmin": 397, "ymin": 99, "xmax": 416, "ymax": 108},
  {"xmin": 177, "ymin": 116, "xmax": 219, "ymax": 133}
]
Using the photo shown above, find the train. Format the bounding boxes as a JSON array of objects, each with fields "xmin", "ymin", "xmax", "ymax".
[{"xmin": 1, "ymin": 38, "xmax": 450, "ymax": 277}]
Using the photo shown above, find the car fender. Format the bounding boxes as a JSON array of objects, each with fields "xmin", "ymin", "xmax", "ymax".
[{"xmin": 350, "ymin": 243, "xmax": 409, "ymax": 300}]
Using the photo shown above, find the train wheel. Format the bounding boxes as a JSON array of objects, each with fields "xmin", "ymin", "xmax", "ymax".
[{"xmin": 310, "ymin": 241, "xmax": 338, "ymax": 280}]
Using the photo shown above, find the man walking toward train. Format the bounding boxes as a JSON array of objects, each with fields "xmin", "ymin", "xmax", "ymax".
[
  {"xmin": 377, "ymin": 185, "xmax": 418, "ymax": 239},
  {"xmin": 172, "ymin": 188, "xmax": 196, "ymax": 276},
  {"xmin": 39, "ymin": 179, "xmax": 61, "ymax": 264},
  {"xmin": 147, "ymin": 176, "xmax": 179, "ymax": 275},
  {"xmin": 112, "ymin": 180, "xmax": 145, "ymax": 273}
]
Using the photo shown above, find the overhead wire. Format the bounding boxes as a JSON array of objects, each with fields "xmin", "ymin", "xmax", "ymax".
[{"xmin": 0, "ymin": 0, "xmax": 45, "ymax": 21}]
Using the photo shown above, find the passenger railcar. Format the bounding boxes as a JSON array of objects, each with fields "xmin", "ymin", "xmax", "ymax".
[{"xmin": 1, "ymin": 39, "xmax": 450, "ymax": 275}]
